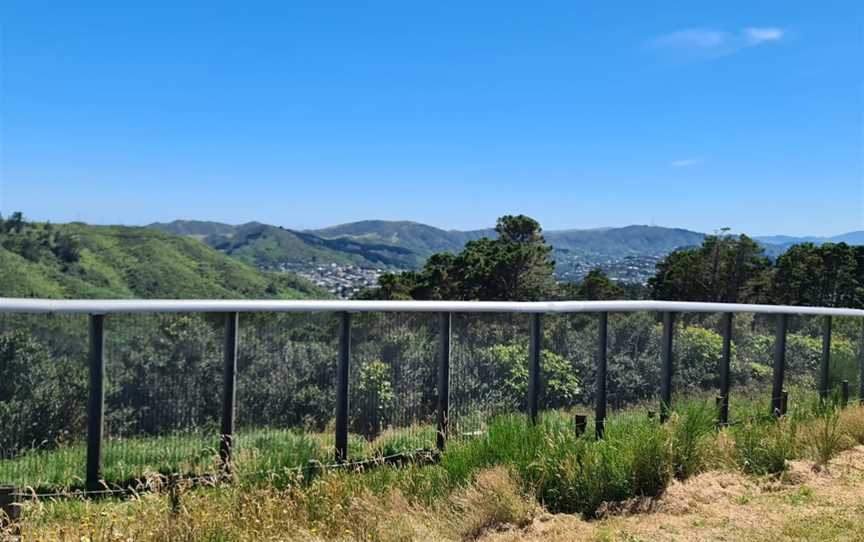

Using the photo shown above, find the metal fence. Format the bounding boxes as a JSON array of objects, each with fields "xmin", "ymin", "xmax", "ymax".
[{"xmin": 1, "ymin": 298, "xmax": 863, "ymax": 498}]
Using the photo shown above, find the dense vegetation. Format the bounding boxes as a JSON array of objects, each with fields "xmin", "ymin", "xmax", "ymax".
[{"xmin": 0, "ymin": 213, "xmax": 326, "ymax": 299}]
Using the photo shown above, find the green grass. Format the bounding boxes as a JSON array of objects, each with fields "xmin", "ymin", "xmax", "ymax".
[
  {"xmin": 0, "ymin": 425, "xmax": 437, "ymax": 490},
  {"xmin": 0, "ymin": 391, "xmax": 848, "ymax": 504}
]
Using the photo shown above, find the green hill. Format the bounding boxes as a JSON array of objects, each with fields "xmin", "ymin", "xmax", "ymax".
[
  {"xmin": 151, "ymin": 220, "xmax": 422, "ymax": 270},
  {"xmin": 545, "ymin": 225, "xmax": 705, "ymax": 257},
  {"xmin": 148, "ymin": 219, "xmax": 236, "ymax": 239},
  {"xmin": 309, "ymin": 220, "xmax": 491, "ymax": 256},
  {"xmin": 0, "ymin": 220, "xmax": 327, "ymax": 299}
]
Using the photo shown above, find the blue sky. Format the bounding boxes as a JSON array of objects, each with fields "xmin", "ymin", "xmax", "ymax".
[{"xmin": 1, "ymin": 1, "xmax": 861, "ymax": 235}]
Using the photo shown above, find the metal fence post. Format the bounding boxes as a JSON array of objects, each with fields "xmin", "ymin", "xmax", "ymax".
[
  {"xmin": 820, "ymin": 315, "xmax": 832, "ymax": 400},
  {"xmin": 220, "ymin": 312, "xmax": 239, "ymax": 472},
  {"xmin": 335, "ymin": 312, "xmax": 351, "ymax": 462},
  {"xmin": 436, "ymin": 312, "xmax": 451, "ymax": 451},
  {"xmin": 718, "ymin": 313, "xmax": 733, "ymax": 426},
  {"xmin": 86, "ymin": 314, "xmax": 106, "ymax": 492},
  {"xmin": 595, "ymin": 312, "xmax": 608, "ymax": 438},
  {"xmin": 771, "ymin": 314, "xmax": 788, "ymax": 418},
  {"xmin": 841, "ymin": 380, "xmax": 849, "ymax": 408},
  {"xmin": 527, "ymin": 313, "xmax": 542, "ymax": 424},
  {"xmin": 660, "ymin": 312, "xmax": 675, "ymax": 423}
]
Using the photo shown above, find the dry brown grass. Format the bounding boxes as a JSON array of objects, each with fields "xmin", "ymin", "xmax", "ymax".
[
  {"xmin": 8, "ymin": 466, "xmax": 536, "ymax": 542},
  {"xmin": 479, "ymin": 445, "xmax": 864, "ymax": 542}
]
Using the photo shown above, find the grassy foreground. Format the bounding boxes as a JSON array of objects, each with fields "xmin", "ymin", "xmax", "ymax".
[{"xmin": 5, "ymin": 401, "xmax": 864, "ymax": 541}]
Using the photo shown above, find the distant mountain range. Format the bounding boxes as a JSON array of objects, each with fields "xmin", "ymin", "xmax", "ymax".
[
  {"xmin": 754, "ymin": 232, "xmax": 864, "ymax": 256},
  {"xmin": 149, "ymin": 219, "xmax": 864, "ymax": 284},
  {"xmin": 149, "ymin": 220, "xmax": 714, "ymax": 271}
]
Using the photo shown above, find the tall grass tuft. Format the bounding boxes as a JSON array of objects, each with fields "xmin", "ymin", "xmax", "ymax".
[
  {"xmin": 668, "ymin": 400, "xmax": 716, "ymax": 480},
  {"xmin": 731, "ymin": 418, "xmax": 795, "ymax": 475},
  {"xmin": 524, "ymin": 412, "xmax": 671, "ymax": 518}
]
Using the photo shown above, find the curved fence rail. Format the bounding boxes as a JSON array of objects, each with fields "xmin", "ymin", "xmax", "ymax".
[{"xmin": 1, "ymin": 297, "xmax": 863, "ymax": 503}]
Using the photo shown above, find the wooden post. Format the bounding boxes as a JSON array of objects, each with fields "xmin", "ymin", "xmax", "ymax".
[
  {"xmin": 0, "ymin": 485, "xmax": 19, "ymax": 526},
  {"xmin": 771, "ymin": 314, "xmax": 788, "ymax": 418},
  {"xmin": 595, "ymin": 312, "xmax": 608, "ymax": 438},
  {"xmin": 335, "ymin": 312, "xmax": 351, "ymax": 463},
  {"xmin": 220, "ymin": 312, "xmax": 239, "ymax": 472},
  {"xmin": 527, "ymin": 314, "xmax": 542, "ymax": 424},
  {"xmin": 574, "ymin": 414, "xmax": 587, "ymax": 437},
  {"xmin": 436, "ymin": 312, "xmax": 451, "ymax": 451},
  {"xmin": 660, "ymin": 312, "xmax": 675, "ymax": 423},
  {"xmin": 781, "ymin": 389, "xmax": 789, "ymax": 416},
  {"xmin": 718, "ymin": 313, "xmax": 733, "ymax": 426},
  {"xmin": 841, "ymin": 380, "xmax": 849, "ymax": 408},
  {"xmin": 86, "ymin": 314, "xmax": 106, "ymax": 492},
  {"xmin": 820, "ymin": 316, "xmax": 832, "ymax": 400}
]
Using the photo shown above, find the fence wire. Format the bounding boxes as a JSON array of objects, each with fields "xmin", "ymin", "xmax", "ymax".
[
  {"xmin": 1, "ymin": 309, "xmax": 863, "ymax": 495},
  {"xmin": 103, "ymin": 313, "xmax": 224, "ymax": 486},
  {"xmin": 0, "ymin": 313, "xmax": 89, "ymax": 490}
]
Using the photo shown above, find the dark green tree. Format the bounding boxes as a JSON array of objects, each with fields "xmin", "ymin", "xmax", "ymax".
[
  {"xmin": 649, "ymin": 233, "xmax": 770, "ymax": 303},
  {"xmin": 361, "ymin": 215, "xmax": 556, "ymax": 301}
]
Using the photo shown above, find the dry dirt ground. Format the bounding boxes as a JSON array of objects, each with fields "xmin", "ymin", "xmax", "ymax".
[{"xmin": 479, "ymin": 446, "xmax": 864, "ymax": 542}]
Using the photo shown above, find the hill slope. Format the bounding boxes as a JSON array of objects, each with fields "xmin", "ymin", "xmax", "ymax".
[
  {"xmin": 150, "ymin": 220, "xmax": 422, "ymax": 270},
  {"xmin": 545, "ymin": 225, "xmax": 705, "ymax": 257},
  {"xmin": 309, "ymin": 220, "xmax": 491, "ymax": 256},
  {"xmin": 0, "ymin": 222, "xmax": 327, "ymax": 299}
]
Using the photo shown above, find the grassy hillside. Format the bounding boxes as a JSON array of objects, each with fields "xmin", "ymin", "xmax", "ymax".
[
  {"xmin": 147, "ymin": 219, "xmax": 236, "ymax": 239},
  {"xmin": 203, "ymin": 222, "xmax": 421, "ymax": 269},
  {"xmin": 0, "ymin": 221, "xmax": 327, "ymax": 299},
  {"xmin": 310, "ymin": 219, "xmax": 491, "ymax": 256}
]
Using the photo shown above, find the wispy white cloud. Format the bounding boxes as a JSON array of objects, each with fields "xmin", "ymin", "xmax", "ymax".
[
  {"xmin": 670, "ymin": 159, "xmax": 700, "ymax": 168},
  {"xmin": 647, "ymin": 27, "xmax": 784, "ymax": 60},
  {"xmin": 744, "ymin": 27, "xmax": 784, "ymax": 44}
]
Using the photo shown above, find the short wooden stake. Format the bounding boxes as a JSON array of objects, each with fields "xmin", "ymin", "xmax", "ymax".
[
  {"xmin": 841, "ymin": 380, "xmax": 849, "ymax": 408},
  {"xmin": 0, "ymin": 485, "xmax": 19, "ymax": 527},
  {"xmin": 574, "ymin": 414, "xmax": 587, "ymax": 437}
]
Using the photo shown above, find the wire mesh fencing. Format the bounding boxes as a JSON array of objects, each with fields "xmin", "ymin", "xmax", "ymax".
[
  {"xmin": 234, "ymin": 312, "xmax": 339, "ymax": 480},
  {"xmin": 1, "ymin": 305, "xmax": 863, "ymax": 497},
  {"xmin": 0, "ymin": 313, "xmax": 89, "ymax": 490},
  {"xmin": 102, "ymin": 313, "xmax": 224, "ymax": 488}
]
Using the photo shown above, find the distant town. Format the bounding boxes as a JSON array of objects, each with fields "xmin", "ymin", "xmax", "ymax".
[
  {"xmin": 555, "ymin": 254, "xmax": 664, "ymax": 285},
  {"xmin": 278, "ymin": 262, "xmax": 388, "ymax": 298},
  {"xmin": 272, "ymin": 254, "xmax": 663, "ymax": 298}
]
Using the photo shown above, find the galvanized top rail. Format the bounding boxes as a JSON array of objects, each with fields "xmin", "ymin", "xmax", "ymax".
[{"xmin": 1, "ymin": 298, "xmax": 863, "ymax": 317}]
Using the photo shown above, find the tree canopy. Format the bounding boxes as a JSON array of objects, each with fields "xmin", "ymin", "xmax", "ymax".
[{"xmin": 363, "ymin": 215, "xmax": 557, "ymax": 301}]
